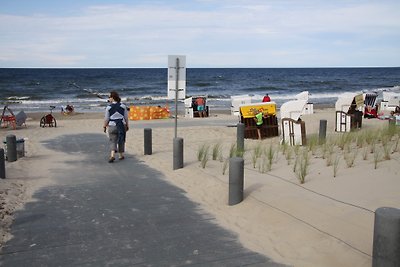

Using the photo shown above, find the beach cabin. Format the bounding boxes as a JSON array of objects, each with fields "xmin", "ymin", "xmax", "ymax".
[
  {"xmin": 184, "ymin": 96, "xmax": 209, "ymax": 118},
  {"xmin": 380, "ymin": 92, "xmax": 400, "ymax": 112},
  {"xmin": 231, "ymin": 95, "xmax": 252, "ymax": 116},
  {"xmin": 239, "ymin": 102, "xmax": 278, "ymax": 139},
  {"xmin": 335, "ymin": 93, "xmax": 363, "ymax": 132},
  {"xmin": 280, "ymin": 99, "xmax": 307, "ymax": 146},
  {"xmin": 296, "ymin": 91, "xmax": 314, "ymax": 115}
]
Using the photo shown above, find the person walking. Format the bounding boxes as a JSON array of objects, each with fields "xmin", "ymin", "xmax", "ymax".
[
  {"xmin": 195, "ymin": 97, "xmax": 206, "ymax": 117},
  {"xmin": 103, "ymin": 91, "xmax": 129, "ymax": 163}
]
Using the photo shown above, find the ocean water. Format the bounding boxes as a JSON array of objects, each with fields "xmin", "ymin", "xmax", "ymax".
[{"xmin": 0, "ymin": 68, "xmax": 399, "ymax": 113}]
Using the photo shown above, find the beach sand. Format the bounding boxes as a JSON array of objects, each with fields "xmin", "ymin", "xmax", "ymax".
[{"xmin": 1, "ymin": 107, "xmax": 399, "ymax": 267}]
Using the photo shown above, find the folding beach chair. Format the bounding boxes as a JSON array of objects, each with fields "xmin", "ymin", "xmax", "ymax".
[{"xmin": 0, "ymin": 106, "xmax": 16, "ymax": 129}]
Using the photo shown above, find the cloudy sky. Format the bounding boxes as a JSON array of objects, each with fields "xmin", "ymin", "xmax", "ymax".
[{"xmin": 1, "ymin": 0, "xmax": 399, "ymax": 68}]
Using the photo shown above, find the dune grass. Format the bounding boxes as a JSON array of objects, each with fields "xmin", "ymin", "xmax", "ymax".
[
  {"xmin": 295, "ymin": 148, "xmax": 310, "ymax": 184},
  {"xmin": 266, "ymin": 144, "xmax": 275, "ymax": 172},
  {"xmin": 199, "ymin": 122, "xmax": 399, "ymax": 184},
  {"xmin": 344, "ymin": 146, "xmax": 358, "ymax": 168},
  {"xmin": 251, "ymin": 143, "xmax": 263, "ymax": 168},
  {"xmin": 374, "ymin": 148, "xmax": 382, "ymax": 169},
  {"xmin": 197, "ymin": 144, "xmax": 209, "ymax": 161},
  {"xmin": 212, "ymin": 142, "xmax": 222, "ymax": 161},
  {"xmin": 333, "ymin": 154, "xmax": 340, "ymax": 178}
]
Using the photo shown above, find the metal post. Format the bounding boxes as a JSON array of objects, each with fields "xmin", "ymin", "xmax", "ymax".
[
  {"xmin": 0, "ymin": 148, "xmax": 5, "ymax": 179},
  {"xmin": 144, "ymin": 128, "xmax": 152, "ymax": 155},
  {"xmin": 173, "ymin": 137, "xmax": 183, "ymax": 170},
  {"xmin": 6, "ymin": 134, "xmax": 17, "ymax": 162},
  {"xmin": 174, "ymin": 58, "xmax": 180, "ymax": 139},
  {"xmin": 237, "ymin": 123, "xmax": 245, "ymax": 152},
  {"xmin": 319, "ymin": 119, "xmax": 327, "ymax": 144},
  {"xmin": 228, "ymin": 157, "xmax": 244, "ymax": 205},
  {"xmin": 373, "ymin": 207, "xmax": 400, "ymax": 267}
]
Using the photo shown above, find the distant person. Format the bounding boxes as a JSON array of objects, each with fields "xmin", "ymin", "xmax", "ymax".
[
  {"xmin": 104, "ymin": 91, "xmax": 129, "ymax": 163},
  {"xmin": 253, "ymin": 109, "xmax": 264, "ymax": 140},
  {"xmin": 262, "ymin": 94, "xmax": 271, "ymax": 102},
  {"xmin": 61, "ymin": 104, "xmax": 74, "ymax": 115},
  {"xmin": 66, "ymin": 105, "xmax": 74, "ymax": 113},
  {"xmin": 195, "ymin": 97, "xmax": 206, "ymax": 117},
  {"xmin": 395, "ymin": 105, "xmax": 400, "ymax": 114}
]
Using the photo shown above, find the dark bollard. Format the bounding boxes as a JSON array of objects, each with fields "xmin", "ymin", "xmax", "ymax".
[
  {"xmin": 372, "ymin": 207, "xmax": 400, "ymax": 267},
  {"xmin": 228, "ymin": 157, "xmax": 244, "ymax": 205},
  {"xmin": 173, "ymin": 137, "xmax": 184, "ymax": 170},
  {"xmin": 144, "ymin": 128, "xmax": 152, "ymax": 155},
  {"xmin": 319, "ymin": 119, "xmax": 327, "ymax": 144},
  {"xmin": 237, "ymin": 123, "xmax": 245, "ymax": 152},
  {"xmin": 6, "ymin": 135, "xmax": 17, "ymax": 162},
  {"xmin": 0, "ymin": 148, "xmax": 5, "ymax": 179}
]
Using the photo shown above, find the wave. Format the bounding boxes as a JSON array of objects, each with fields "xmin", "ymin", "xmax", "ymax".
[
  {"xmin": 7, "ymin": 96, "xmax": 31, "ymax": 100},
  {"xmin": 362, "ymin": 85, "xmax": 400, "ymax": 93}
]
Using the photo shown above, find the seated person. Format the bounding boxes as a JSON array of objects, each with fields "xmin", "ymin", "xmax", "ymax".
[
  {"xmin": 364, "ymin": 105, "xmax": 377, "ymax": 119},
  {"xmin": 62, "ymin": 104, "xmax": 74, "ymax": 115}
]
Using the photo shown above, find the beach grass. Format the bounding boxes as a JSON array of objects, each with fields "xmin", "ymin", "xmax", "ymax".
[
  {"xmin": 197, "ymin": 144, "xmax": 209, "ymax": 161},
  {"xmin": 374, "ymin": 148, "xmax": 382, "ymax": 169},
  {"xmin": 344, "ymin": 147, "xmax": 358, "ymax": 168},
  {"xmin": 362, "ymin": 147, "xmax": 369, "ymax": 160},
  {"xmin": 200, "ymin": 145, "xmax": 210, "ymax": 168},
  {"xmin": 229, "ymin": 143, "xmax": 236, "ymax": 158},
  {"xmin": 251, "ymin": 143, "xmax": 263, "ymax": 168},
  {"xmin": 212, "ymin": 142, "xmax": 222, "ymax": 161},
  {"xmin": 266, "ymin": 144, "xmax": 275, "ymax": 172},
  {"xmin": 307, "ymin": 134, "xmax": 319, "ymax": 155},
  {"xmin": 333, "ymin": 154, "xmax": 340, "ymax": 177},
  {"xmin": 295, "ymin": 148, "xmax": 310, "ymax": 184},
  {"xmin": 222, "ymin": 158, "xmax": 229, "ymax": 175},
  {"xmin": 284, "ymin": 145, "xmax": 293, "ymax": 165},
  {"xmin": 202, "ymin": 120, "xmax": 399, "ymax": 184}
]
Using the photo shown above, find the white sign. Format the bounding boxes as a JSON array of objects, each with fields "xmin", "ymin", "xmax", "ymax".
[{"xmin": 168, "ymin": 55, "xmax": 186, "ymax": 100}]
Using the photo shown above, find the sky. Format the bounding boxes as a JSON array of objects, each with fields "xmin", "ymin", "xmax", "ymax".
[{"xmin": 1, "ymin": 0, "xmax": 399, "ymax": 68}]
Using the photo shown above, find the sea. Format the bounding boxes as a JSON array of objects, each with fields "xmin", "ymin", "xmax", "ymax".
[{"xmin": 0, "ymin": 67, "xmax": 399, "ymax": 113}]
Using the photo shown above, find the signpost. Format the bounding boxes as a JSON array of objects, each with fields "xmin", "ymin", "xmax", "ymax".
[
  {"xmin": 168, "ymin": 55, "xmax": 186, "ymax": 170},
  {"xmin": 168, "ymin": 55, "xmax": 186, "ymax": 138}
]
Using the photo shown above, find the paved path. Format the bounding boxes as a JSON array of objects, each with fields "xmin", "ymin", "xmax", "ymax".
[{"xmin": 0, "ymin": 134, "xmax": 286, "ymax": 266}]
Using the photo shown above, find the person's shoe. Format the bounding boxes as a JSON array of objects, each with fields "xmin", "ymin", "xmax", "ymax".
[
  {"xmin": 119, "ymin": 156, "xmax": 125, "ymax": 160},
  {"xmin": 108, "ymin": 157, "xmax": 115, "ymax": 163}
]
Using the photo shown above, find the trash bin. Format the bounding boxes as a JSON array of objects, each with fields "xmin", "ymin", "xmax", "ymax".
[
  {"xmin": 3, "ymin": 138, "xmax": 25, "ymax": 159},
  {"xmin": 16, "ymin": 139, "xmax": 25, "ymax": 158}
]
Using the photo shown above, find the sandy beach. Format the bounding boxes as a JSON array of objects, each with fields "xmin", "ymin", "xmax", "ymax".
[{"xmin": 1, "ymin": 107, "xmax": 399, "ymax": 266}]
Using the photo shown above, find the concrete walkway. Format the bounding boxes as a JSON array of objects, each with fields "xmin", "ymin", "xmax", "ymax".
[{"xmin": 0, "ymin": 134, "xmax": 286, "ymax": 266}]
